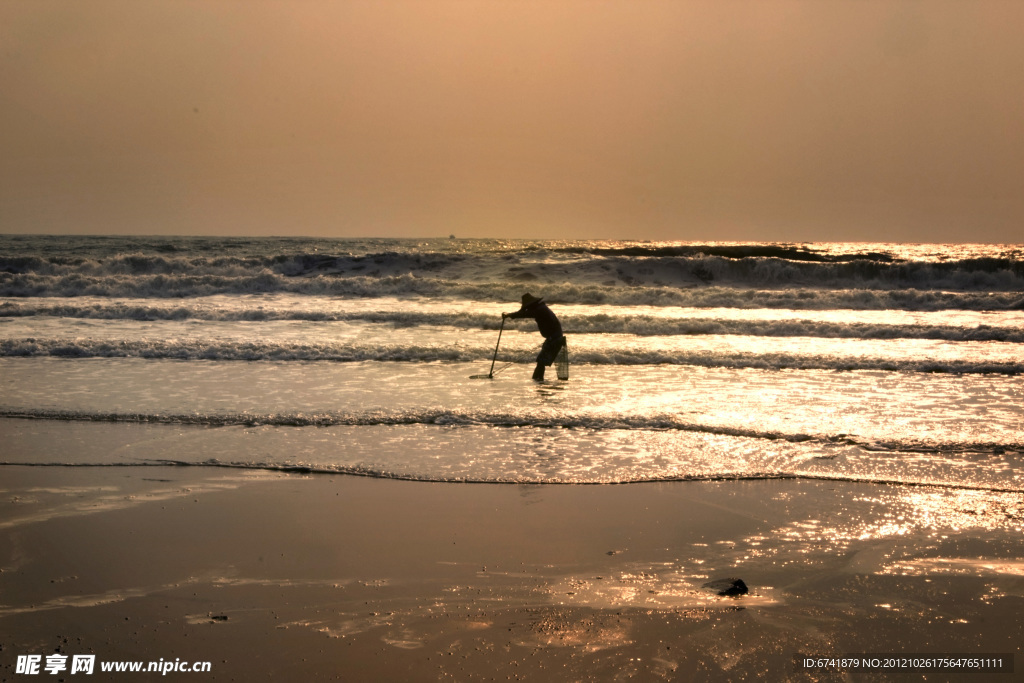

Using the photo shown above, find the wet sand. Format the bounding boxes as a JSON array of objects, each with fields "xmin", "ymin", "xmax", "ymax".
[{"xmin": 1, "ymin": 466, "xmax": 1021, "ymax": 681}]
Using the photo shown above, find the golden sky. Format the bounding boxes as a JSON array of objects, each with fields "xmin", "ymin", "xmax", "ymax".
[{"xmin": 2, "ymin": 0, "xmax": 1022, "ymax": 242}]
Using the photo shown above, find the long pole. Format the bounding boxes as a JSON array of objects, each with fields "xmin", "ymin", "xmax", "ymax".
[{"xmin": 487, "ymin": 317, "xmax": 505, "ymax": 378}]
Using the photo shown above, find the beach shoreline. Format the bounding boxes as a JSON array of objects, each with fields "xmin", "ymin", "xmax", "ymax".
[{"xmin": 2, "ymin": 465, "xmax": 1020, "ymax": 681}]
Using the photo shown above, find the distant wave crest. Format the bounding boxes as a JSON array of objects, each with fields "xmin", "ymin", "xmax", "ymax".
[{"xmin": 3, "ymin": 242, "xmax": 1023, "ymax": 304}]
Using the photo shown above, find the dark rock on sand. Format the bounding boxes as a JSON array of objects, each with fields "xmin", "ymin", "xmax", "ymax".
[{"xmin": 702, "ymin": 578, "xmax": 748, "ymax": 596}]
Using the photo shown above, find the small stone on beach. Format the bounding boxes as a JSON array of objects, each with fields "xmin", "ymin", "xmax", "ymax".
[{"xmin": 702, "ymin": 578, "xmax": 748, "ymax": 596}]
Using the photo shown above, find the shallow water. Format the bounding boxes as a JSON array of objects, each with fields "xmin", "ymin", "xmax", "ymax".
[{"xmin": 1, "ymin": 236, "xmax": 1022, "ymax": 490}]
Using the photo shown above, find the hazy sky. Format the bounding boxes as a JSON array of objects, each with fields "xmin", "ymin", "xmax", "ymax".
[{"xmin": 2, "ymin": 0, "xmax": 1022, "ymax": 242}]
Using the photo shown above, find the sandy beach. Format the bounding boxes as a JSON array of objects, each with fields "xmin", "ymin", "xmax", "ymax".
[{"xmin": 2, "ymin": 465, "xmax": 1020, "ymax": 681}]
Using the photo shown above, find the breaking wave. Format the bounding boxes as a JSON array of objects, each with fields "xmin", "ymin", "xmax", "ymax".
[
  {"xmin": 2, "ymin": 238, "xmax": 1023, "ymax": 306},
  {"xmin": 2, "ymin": 275, "xmax": 1022, "ymax": 311},
  {"xmin": 2, "ymin": 337, "xmax": 1021, "ymax": 374},
  {"xmin": 3, "ymin": 301, "xmax": 1022, "ymax": 341}
]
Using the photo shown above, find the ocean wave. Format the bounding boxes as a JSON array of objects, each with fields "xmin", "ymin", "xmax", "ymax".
[
  {"xmin": 2, "ymin": 273, "xmax": 1022, "ymax": 311},
  {"xmin": 2, "ymin": 337, "xmax": 1021, "ymax": 374},
  {"xmin": 3, "ymin": 301, "xmax": 1022, "ymax": 342},
  {"xmin": 4, "ymin": 407, "xmax": 1019, "ymax": 456},
  {"xmin": 3, "ymin": 243, "xmax": 1023, "ymax": 297},
  {"xmin": 5, "ymin": 459, "xmax": 1021, "ymax": 492},
  {"xmin": 550, "ymin": 243, "xmax": 917, "ymax": 263}
]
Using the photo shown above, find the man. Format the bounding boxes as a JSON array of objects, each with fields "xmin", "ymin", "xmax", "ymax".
[{"xmin": 503, "ymin": 293, "xmax": 567, "ymax": 381}]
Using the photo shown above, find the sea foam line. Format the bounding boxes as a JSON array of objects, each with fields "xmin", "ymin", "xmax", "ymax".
[
  {"xmin": 1, "ymin": 338, "xmax": 1021, "ymax": 374},
  {"xmin": 3, "ymin": 273, "xmax": 1023, "ymax": 310},
  {"xmin": 2, "ymin": 459, "xmax": 1021, "ymax": 493},
  {"xmin": 2, "ymin": 407, "xmax": 1019, "ymax": 456},
  {"xmin": 3, "ymin": 302, "xmax": 1021, "ymax": 342}
]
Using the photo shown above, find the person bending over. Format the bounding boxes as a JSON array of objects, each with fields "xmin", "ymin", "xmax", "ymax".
[{"xmin": 503, "ymin": 293, "xmax": 566, "ymax": 381}]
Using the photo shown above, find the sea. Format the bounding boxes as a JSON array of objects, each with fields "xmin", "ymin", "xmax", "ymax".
[{"xmin": 1, "ymin": 235, "xmax": 1022, "ymax": 490}]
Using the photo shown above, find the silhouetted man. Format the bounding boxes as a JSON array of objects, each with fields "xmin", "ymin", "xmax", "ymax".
[{"xmin": 503, "ymin": 293, "xmax": 567, "ymax": 381}]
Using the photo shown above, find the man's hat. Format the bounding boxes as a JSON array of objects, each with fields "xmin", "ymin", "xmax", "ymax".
[{"xmin": 521, "ymin": 293, "xmax": 543, "ymax": 306}]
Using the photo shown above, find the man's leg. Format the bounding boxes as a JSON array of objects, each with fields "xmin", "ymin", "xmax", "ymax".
[
  {"xmin": 534, "ymin": 338, "xmax": 559, "ymax": 381},
  {"xmin": 534, "ymin": 336, "xmax": 567, "ymax": 381},
  {"xmin": 533, "ymin": 345, "xmax": 548, "ymax": 380}
]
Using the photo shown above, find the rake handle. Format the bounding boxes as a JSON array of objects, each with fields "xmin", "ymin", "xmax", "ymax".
[{"xmin": 487, "ymin": 316, "xmax": 506, "ymax": 377}]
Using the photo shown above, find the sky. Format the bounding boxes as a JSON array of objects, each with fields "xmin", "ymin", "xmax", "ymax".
[{"xmin": 2, "ymin": 0, "xmax": 1022, "ymax": 243}]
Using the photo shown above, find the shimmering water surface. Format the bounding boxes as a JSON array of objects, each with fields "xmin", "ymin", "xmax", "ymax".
[{"xmin": 2, "ymin": 235, "xmax": 1022, "ymax": 489}]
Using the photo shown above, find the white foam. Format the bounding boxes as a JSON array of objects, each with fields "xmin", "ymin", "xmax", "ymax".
[{"xmin": 3, "ymin": 297, "xmax": 1022, "ymax": 340}]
